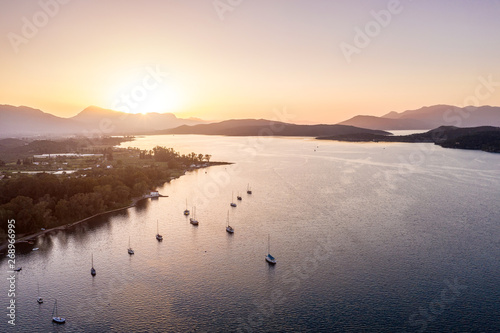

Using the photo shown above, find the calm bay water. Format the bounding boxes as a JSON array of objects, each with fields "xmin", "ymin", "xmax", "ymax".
[{"xmin": 1, "ymin": 135, "xmax": 499, "ymax": 332}]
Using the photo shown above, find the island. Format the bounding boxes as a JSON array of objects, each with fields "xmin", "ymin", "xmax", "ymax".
[{"xmin": 317, "ymin": 126, "xmax": 500, "ymax": 153}]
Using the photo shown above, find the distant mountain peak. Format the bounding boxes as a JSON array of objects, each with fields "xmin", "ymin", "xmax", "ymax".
[
  {"xmin": 381, "ymin": 111, "xmax": 400, "ymax": 119},
  {"xmin": 76, "ymin": 105, "xmax": 122, "ymax": 117},
  {"xmin": 340, "ymin": 105, "xmax": 500, "ymax": 130},
  {"xmin": 0, "ymin": 104, "xmax": 205, "ymax": 138}
]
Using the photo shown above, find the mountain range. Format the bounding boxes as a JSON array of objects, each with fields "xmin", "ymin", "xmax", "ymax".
[
  {"xmin": 0, "ymin": 105, "xmax": 204, "ymax": 137},
  {"xmin": 0, "ymin": 104, "xmax": 388, "ymax": 138},
  {"xmin": 338, "ymin": 105, "xmax": 500, "ymax": 130},
  {"xmin": 1, "ymin": 104, "xmax": 500, "ymax": 138}
]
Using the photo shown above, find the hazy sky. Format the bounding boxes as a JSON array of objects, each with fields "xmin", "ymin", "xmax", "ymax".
[{"xmin": 1, "ymin": 0, "xmax": 499, "ymax": 123}]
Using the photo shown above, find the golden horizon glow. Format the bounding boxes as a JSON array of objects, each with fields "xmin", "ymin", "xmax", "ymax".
[{"xmin": 1, "ymin": 1, "xmax": 500, "ymax": 123}]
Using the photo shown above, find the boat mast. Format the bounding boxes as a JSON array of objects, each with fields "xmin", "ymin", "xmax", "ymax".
[
  {"xmin": 52, "ymin": 300, "xmax": 57, "ymax": 317},
  {"xmin": 268, "ymin": 234, "xmax": 270, "ymax": 254}
]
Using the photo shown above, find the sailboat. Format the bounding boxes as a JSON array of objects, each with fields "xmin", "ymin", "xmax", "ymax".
[
  {"xmin": 52, "ymin": 300, "xmax": 65, "ymax": 323},
  {"xmin": 247, "ymin": 184, "xmax": 252, "ymax": 194},
  {"xmin": 237, "ymin": 192, "xmax": 242, "ymax": 201},
  {"xmin": 128, "ymin": 236, "xmax": 134, "ymax": 255},
  {"xmin": 190, "ymin": 206, "xmax": 199, "ymax": 225},
  {"xmin": 156, "ymin": 220, "xmax": 163, "ymax": 241},
  {"xmin": 230, "ymin": 192, "xmax": 237, "ymax": 207},
  {"xmin": 90, "ymin": 253, "xmax": 96, "ymax": 276},
  {"xmin": 37, "ymin": 282, "xmax": 43, "ymax": 304},
  {"xmin": 225, "ymin": 211, "xmax": 234, "ymax": 234},
  {"xmin": 184, "ymin": 199, "xmax": 190, "ymax": 216},
  {"xmin": 265, "ymin": 234, "xmax": 276, "ymax": 264}
]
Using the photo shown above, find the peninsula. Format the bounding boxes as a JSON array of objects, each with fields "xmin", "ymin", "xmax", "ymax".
[
  {"xmin": 317, "ymin": 126, "xmax": 500, "ymax": 153},
  {"xmin": 0, "ymin": 142, "xmax": 227, "ymax": 248}
]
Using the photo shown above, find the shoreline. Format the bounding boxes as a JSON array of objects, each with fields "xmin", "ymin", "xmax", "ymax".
[
  {"xmin": 0, "ymin": 162, "xmax": 229, "ymax": 253},
  {"xmin": 0, "ymin": 194, "xmax": 154, "ymax": 253}
]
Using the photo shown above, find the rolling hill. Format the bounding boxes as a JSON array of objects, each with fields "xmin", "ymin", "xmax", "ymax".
[{"xmin": 159, "ymin": 119, "xmax": 390, "ymax": 137}]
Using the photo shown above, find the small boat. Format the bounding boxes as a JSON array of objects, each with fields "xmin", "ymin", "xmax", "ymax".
[
  {"xmin": 37, "ymin": 282, "xmax": 43, "ymax": 304},
  {"xmin": 247, "ymin": 184, "xmax": 252, "ymax": 195},
  {"xmin": 237, "ymin": 192, "xmax": 242, "ymax": 201},
  {"xmin": 265, "ymin": 235, "xmax": 276, "ymax": 264},
  {"xmin": 156, "ymin": 220, "xmax": 163, "ymax": 241},
  {"xmin": 14, "ymin": 267, "xmax": 22, "ymax": 272},
  {"xmin": 225, "ymin": 211, "xmax": 234, "ymax": 234},
  {"xmin": 184, "ymin": 199, "xmax": 190, "ymax": 216},
  {"xmin": 52, "ymin": 300, "xmax": 65, "ymax": 324},
  {"xmin": 230, "ymin": 192, "xmax": 237, "ymax": 207},
  {"xmin": 128, "ymin": 236, "xmax": 134, "ymax": 255},
  {"xmin": 265, "ymin": 253, "xmax": 277, "ymax": 265},
  {"xmin": 91, "ymin": 253, "xmax": 96, "ymax": 276},
  {"xmin": 190, "ymin": 207, "xmax": 199, "ymax": 225},
  {"xmin": 32, "ymin": 248, "xmax": 39, "ymax": 251}
]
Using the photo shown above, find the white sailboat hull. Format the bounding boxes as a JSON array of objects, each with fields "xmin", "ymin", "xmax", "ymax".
[{"xmin": 265, "ymin": 254, "xmax": 277, "ymax": 264}]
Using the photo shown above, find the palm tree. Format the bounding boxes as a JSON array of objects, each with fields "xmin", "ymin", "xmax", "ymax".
[{"xmin": 204, "ymin": 154, "xmax": 212, "ymax": 163}]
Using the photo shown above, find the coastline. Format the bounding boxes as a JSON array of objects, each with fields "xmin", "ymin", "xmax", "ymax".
[
  {"xmin": 0, "ymin": 162, "xmax": 229, "ymax": 253},
  {"xmin": 0, "ymin": 196, "xmax": 147, "ymax": 253}
]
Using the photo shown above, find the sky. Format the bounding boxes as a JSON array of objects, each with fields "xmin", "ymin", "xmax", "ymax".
[{"xmin": 1, "ymin": 0, "xmax": 500, "ymax": 124}]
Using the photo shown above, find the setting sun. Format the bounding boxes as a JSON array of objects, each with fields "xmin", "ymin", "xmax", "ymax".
[
  {"xmin": 0, "ymin": 1, "xmax": 499, "ymax": 331},
  {"xmin": 139, "ymin": 84, "xmax": 185, "ymax": 114},
  {"xmin": 104, "ymin": 66, "xmax": 185, "ymax": 115}
]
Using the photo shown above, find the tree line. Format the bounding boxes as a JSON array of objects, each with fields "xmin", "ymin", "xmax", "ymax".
[{"xmin": 0, "ymin": 146, "xmax": 210, "ymax": 237}]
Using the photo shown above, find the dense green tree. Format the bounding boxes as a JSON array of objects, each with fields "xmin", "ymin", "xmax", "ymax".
[
  {"xmin": 0, "ymin": 145, "xmax": 213, "ymax": 236},
  {"xmin": 55, "ymin": 199, "xmax": 72, "ymax": 223}
]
